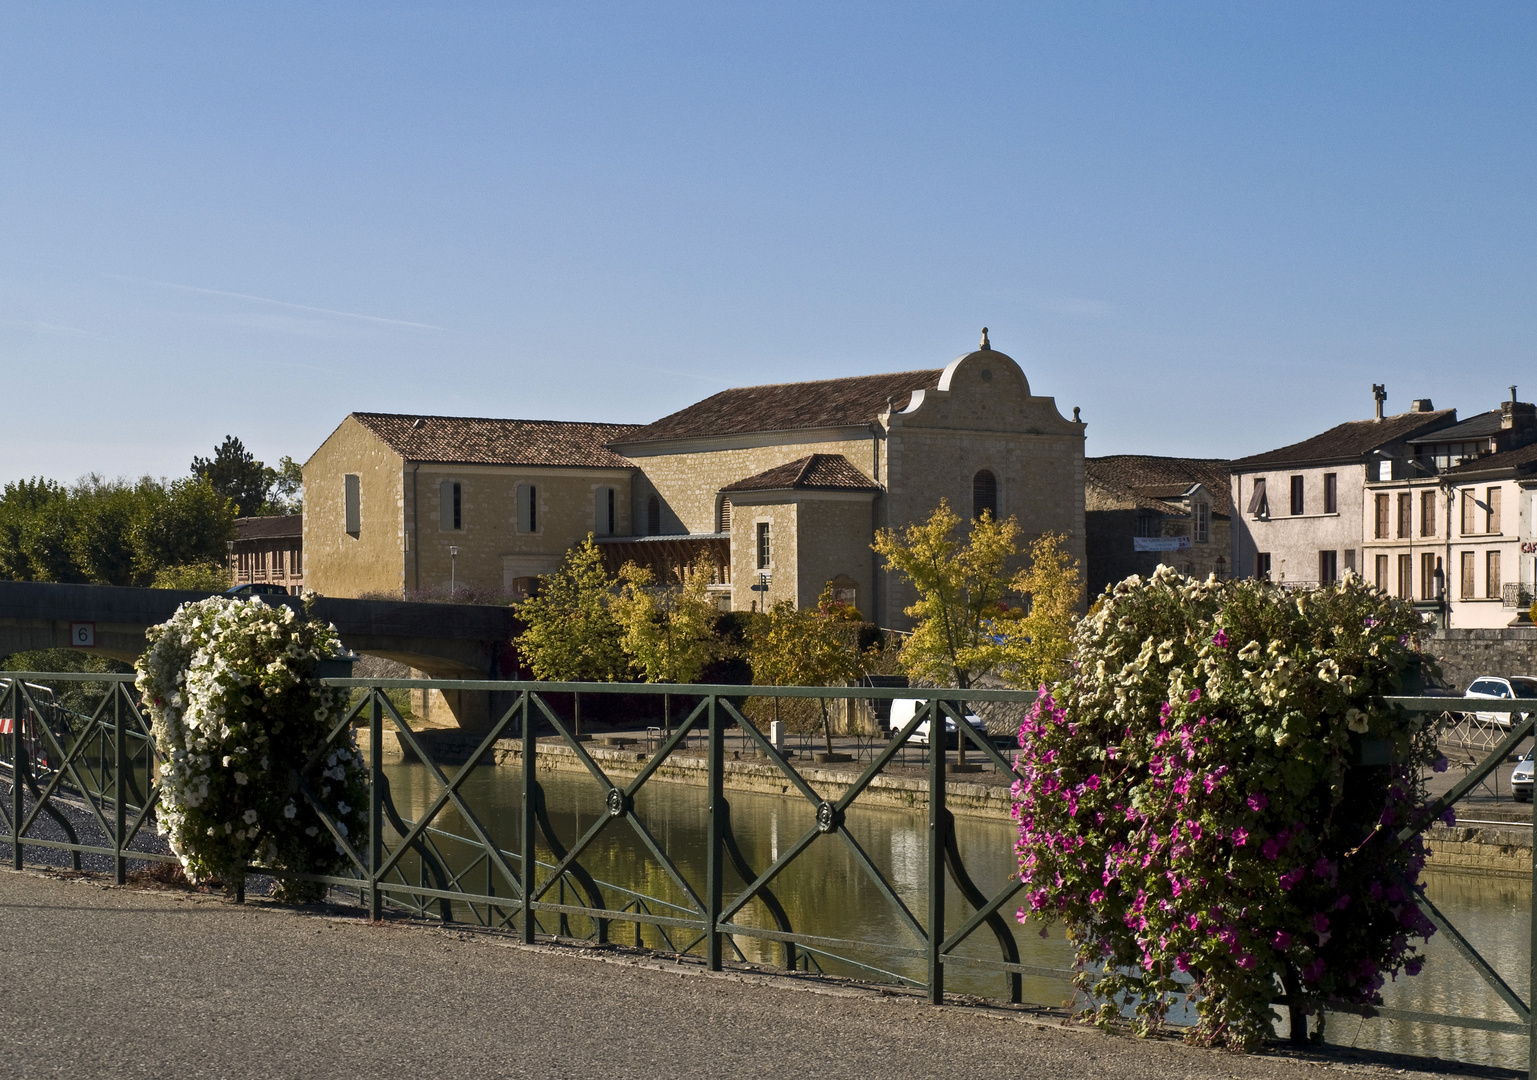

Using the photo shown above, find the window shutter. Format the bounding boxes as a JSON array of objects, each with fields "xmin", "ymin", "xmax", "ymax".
[
  {"xmin": 719, "ymin": 498, "xmax": 732, "ymax": 533},
  {"xmin": 517, "ymin": 484, "xmax": 535, "ymax": 533},
  {"xmin": 647, "ymin": 496, "xmax": 660, "ymax": 536},
  {"xmin": 972, "ymin": 470, "xmax": 997, "ymax": 520},
  {"xmin": 344, "ymin": 474, "xmax": 360, "ymax": 536},
  {"xmin": 441, "ymin": 481, "xmax": 455, "ymax": 531}
]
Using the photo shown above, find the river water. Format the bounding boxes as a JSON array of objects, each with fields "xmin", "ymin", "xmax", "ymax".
[{"xmin": 383, "ymin": 761, "xmax": 1530, "ymax": 1070}]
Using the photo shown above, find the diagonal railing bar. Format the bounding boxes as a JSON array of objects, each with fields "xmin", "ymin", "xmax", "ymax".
[
  {"xmin": 530, "ymin": 693, "xmax": 616, "ymax": 792},
  {"xmin": 624, "ymin": 810, "xmax": 709, "ymax": 917},
  {"xmin": 374, "ymin": 693, "xmax": 523, "ymax": 896},
  {"xmin": 530, "ymin": 781, "xmax": 608, "ymax": 942},
  {"xmin": 299, "ymin": 690, "xmax": 377, "ymax": 777},
  {"xmin": 295, "ymin": 773, "xmax": 370, "ymax": 876},
  {"xmin": 718, "ymin": 822, "xmax": 823, "ymax": 924},
  {"xmin": 1410, "ymin": 880, "xmax": 1530, "ymax": 1022},
  {"xmin": 833, "ymin": 822, "xmax": 927, "ymax": 944},
  {"xmin": 1398, "ymin": 713, "xmax": 1534, "ymax": 850},
  {"xmin": 941, "ymin": 878, "xmax": 1026, "ymax": 956},
  {"xmin": 528, "ymin": 810, "xmax": 619, "ymax": 905},
  {"xmin": 377, "ymin": 772, "xmax": 453, "ymax": 922},
  {"xmin": 721, "ymin": 698, "xmax": 827, "ymax": 808},
  {"xmin": 936, "ymin": 805, "xmax": 1022, "ymax": 1002},
  {"xmin": 13, "ymin": 682, "xmax": 116, "ymax": 843},
  {"xmin": 623, "ymin": 697, "xmax": 710, "ymax": 799},
  {"xmin": 949, "ymin": 699, "xmax": 1024, "ymax": 777},
  {"xmin": 831, "ymin": 701, "xmax": 936, "ymax": 815},
  {"xmin": 14, "ymin": 694, "xmax": 117, "ymax": 838},
  {"xmin": 719, "ymin": 802, "xmax": 796, "ymax": 969}
]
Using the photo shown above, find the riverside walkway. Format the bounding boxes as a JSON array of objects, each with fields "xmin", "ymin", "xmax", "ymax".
[{"xmin": 0, "ymin": 870, "xmax": 1500, "ymax": 1080}]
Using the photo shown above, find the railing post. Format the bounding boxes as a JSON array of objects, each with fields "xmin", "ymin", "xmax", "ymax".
[
  {"xmin": 927, "ymin": 699, "xmax": 946, "ymax": 1005},
  {"xmin": 113, "ymin": 685, "xmax": 126, "ymax": 885},
  {"xmin": 11, "ymin": 683, "xmax": 21, "ymax": 871},
  {"xmin": 706, "ymin": 694, "xmax": 724, "ymax": 971},
  {"xmin": 521, "ymin": 689, "xmax": 536, "ymax": 944},
  {"xmin": 369, "ymin": 689, "xmax": 383, "ymax": 921}
]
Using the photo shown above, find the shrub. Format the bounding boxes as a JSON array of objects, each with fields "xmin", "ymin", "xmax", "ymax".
[
  {"xmin": 1014, "ymin": 567, "xmax": 1443, "ymax": 1049},
  {"xmin": 137, "ymin": 596, "xmax": 367, "ymax": 901}
]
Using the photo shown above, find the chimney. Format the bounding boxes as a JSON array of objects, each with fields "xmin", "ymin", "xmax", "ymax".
[
  {"xmin": 1372, "ymin": 384, "xmax": 1387, "ymax": 421},
  {"xmin": 1501, "ymin": 387, "xmax": 1536, "ymax": 437},
  {"xmin": 1409, "ymin": 398, "xmax": 1434, "ymax": 413}
]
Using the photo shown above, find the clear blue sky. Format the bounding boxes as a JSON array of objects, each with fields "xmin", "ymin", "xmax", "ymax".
[{"xmin": 2, "ymin": 3, "xmax": 1533, "ymax": 485}]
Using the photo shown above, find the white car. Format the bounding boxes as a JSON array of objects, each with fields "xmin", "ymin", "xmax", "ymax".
[
  {"xmin": 1462, "ymin": 676, "xmax": 1537, "ymax": 729},
  {"xmin": 1512, "ymin": 752, "xmax": 1533, "ymax": 803},
  {"xmin": 888, "ymin": 697, "xmax": 988, "ymax": 748}
]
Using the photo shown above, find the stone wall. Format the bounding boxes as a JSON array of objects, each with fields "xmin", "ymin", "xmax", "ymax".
[
  {"xmin": 1427, "ymin": 627, "xmax": 1537, "ymax": 689},
  {"xmin": 304, "ymin": 418, "xmax": 407, "ymax": 597}
]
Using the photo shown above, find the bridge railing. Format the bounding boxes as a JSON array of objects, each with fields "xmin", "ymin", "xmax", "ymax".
[{"xmin": 1, "ymin": 672, "xmax": 1534, "ymax": 1068}]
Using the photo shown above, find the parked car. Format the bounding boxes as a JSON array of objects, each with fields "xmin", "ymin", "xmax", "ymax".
[
  {"xmin": 225, "ymin": 582, "xmax": 291, "ymax": 598},
  {"xmin": 1512, "ymin": 751, "xmax": 1534, "ymax": 803},
  {"xmin": 1462, "ymin": 675, "xmax": 1537, "ymax": 728},
  {"xmin": 887, "ymin": 697, "xmax": 988, "ymax": 748}
]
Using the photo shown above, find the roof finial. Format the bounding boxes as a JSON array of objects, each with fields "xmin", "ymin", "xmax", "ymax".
[{"xmin": 979, "ymin": 327, "xmax": 991, "ymax": 351}]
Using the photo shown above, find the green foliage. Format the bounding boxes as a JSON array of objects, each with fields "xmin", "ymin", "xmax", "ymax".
[
  {"xmin": 515, "ymin": 536, "xmax": 629, "ymax": 682},
  {"xmin": 872, "ymin": 500, "xmax": 1022, "ymax": 689},
  {"xmin": 996, "ymin": 531, "xmax": 1083, "ymax": 690},
  {"xmin": 0, "ymin": 475, "xmax": 236, "ymax": 586},
  {"xmin": 747, "ymin": 585, "xmax": 861, "ymax": 752},
  {"xmin": 1015, "ymin": 568, "xmax": 1443, "ymax": 1049},
  {"xmin": 611, "ymin": 560, "xmax": 721, "ymax": 685},
  {"xmin": 152, "ymin": 560, "xmax": 232, "ymax": 591},
  {"xmin": 191, "ymin": 435, "xmax": 271, "ymax": 518},
  {"xmin": 0, "ymin": 649, "xmax": 133, "ymax": 712},
  {"xmin": 264, "ymin": 455, "xmax": 304, "ymax": 515}
]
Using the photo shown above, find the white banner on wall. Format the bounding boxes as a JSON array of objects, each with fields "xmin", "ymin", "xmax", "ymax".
[{"xmin": 1133, "ymin": 536, "xmax": 1192, "ymax": 552}]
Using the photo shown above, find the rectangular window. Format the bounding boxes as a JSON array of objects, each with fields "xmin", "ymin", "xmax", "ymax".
[
  {"xmin": 1290, "ymin": 475, "xmax": 1304, "ymax": 515},
  {"xmin": 1319, "ymin": 550, "xmax": 1338, "ymax": 585},
  {"xmin": 1487, "ymin": 487, "xmax": 1502, "ymax": 534},
  {"xmin": 1374, "ymin": 494, "xmax": 1390, "ymax": 539},
  {"xmin": 292, "ymin": 545, "xmax": 302, "ymax": 574},
  {"xmin": 1420, "ymin": 490, "xmax": 1436, "ymax": 537},
  {"xmin": 1397, "ymin": 554, "xmax": 1412, "ymax": 600},
  {"xmin": 1462, "ymin": 490, "xmax": 1476, "ymax": 535},
  {"xmin": 1193, "ymin": 503, "xmax": 1209, "ymax": 544},
  {"xmin": 1343, "ymin": 548, "xmax": 1356, "ymax": 575},
  {"xmin": 1421, "ymin": 552, "xmax": 1436, "ymax": 600},
  {"xmin": 1487, "ymin": 550, "xmax": 1502, "ymax": 598},
  {"xmin": 1396, "ymin": 494, "xmax": 1411, "ymax": 539},
  {"xmin": 1255, "ymin": 552, "xmax": 1271, "ymax": 579},
  {"xmin": 344, "ymin": 474, "xmax": 360, "ymax": 536},
  {"xmin": 593, "ymin": 487, "xmax": 616, "ymax": 536},
  {"xmin": 756, "ymin": 522, "xmax": 770, "ymax": 570},
  {"xmin": 1375, "ymin": 554, "xmax": 1389, "ymax": 592},
  {"xmin": 517, "ymin": 484, "xmax": 537, "ymax": 533},
  {"xmin": 440, "ymin": 480, "xmax": 462, "ymax": 531},
  {"xmin": 1246, "ymin": 478, "xmax": 1269, "ymax": 518},
  {"xmin": 1461, "ymin": 551, "xmax": 1476, "ymax": 598},
  {"xmin": 1323, "ymin": 473, "xmax": 1337, "ymax": 514}
]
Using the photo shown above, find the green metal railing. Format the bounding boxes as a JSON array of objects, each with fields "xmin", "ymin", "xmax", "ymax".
[{"xmin": 2, "ymin": 673, "xmax": 1534, "ymax": 1070}]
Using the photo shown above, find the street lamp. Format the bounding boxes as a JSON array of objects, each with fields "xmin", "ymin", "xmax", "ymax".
[
  {"xmin": 226, "ymin": 540, "xmax": 235, "ymax": 586},
  {"xmin": 449, "ymin": 545, "xmax": 459, "ymax": 599}
]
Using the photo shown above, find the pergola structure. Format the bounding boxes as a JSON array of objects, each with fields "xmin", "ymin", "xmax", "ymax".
[{"xmin": 594, "ymin": 533, "xmax": 731, "ymax": 586}]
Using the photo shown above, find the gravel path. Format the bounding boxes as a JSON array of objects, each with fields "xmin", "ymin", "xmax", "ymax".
[{"xmin": 0, "ymin": 868, "xmax": 1515, "ymax": 1080}]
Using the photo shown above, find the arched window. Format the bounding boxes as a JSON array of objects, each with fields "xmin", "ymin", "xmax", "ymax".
[
  {"xmin": 972, "ymin": 470, "xmax": 997, "ymax": 520},
  {"xmin": 647, "ymin": 495, "xmax": 661, "ymax": 535},
  {"xmin": 718, "ymin": 497, "xmax": 732, "ymax": 533}
]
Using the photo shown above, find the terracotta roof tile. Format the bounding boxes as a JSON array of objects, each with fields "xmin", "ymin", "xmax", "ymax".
[
  {"xmin": 616, "ymin": 370, "xmax": 942, "ymax": 444},
  {"xmin": 721, "ymin": 454, "xmax": 880, "ymax": 493},
  {"xmin": 353, "ymin": 413, "xmax": 640, "ymax": 468},
  {"xmin": 1085, "ymin": 456, "xmax": 1234, "ymax": 517},
  {"xmin": 234, "ymin": 514, "xmax": 302, "ymax": 540},
  {"xmin": 1231, "ymin": 410, "xmax": 1457, "ymax": 470}
]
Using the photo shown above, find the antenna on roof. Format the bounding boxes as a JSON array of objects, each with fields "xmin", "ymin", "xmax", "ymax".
[
  {"xmin": 979, "ymin": 327, "xmax": 991, "ymax": 351},
  {"xmin": 411, "ymin": 418, "xmax": 424, "ymax": 428},
  {"xmin": 1372, "ymin": 384, "xmax": 1387, "ymax": 421}
]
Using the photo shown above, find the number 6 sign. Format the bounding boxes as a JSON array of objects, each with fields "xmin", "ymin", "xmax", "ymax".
[{"xmin": 70, "ymin": 622, "xmax": 96, "ymax": 648}]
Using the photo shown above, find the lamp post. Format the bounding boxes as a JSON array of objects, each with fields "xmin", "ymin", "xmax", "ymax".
[
  {"xmin": 449, "ymin": 545, "xmax": 459, "ymax": 599},
  {"xmin": 226, "ymin": 540, "xmax": 235, "ymax": 588}
]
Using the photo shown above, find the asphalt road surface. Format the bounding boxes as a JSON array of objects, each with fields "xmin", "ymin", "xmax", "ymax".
[{"xmin": 0, "ymin": 869, "xmax": 1512, "ymax": 1080}]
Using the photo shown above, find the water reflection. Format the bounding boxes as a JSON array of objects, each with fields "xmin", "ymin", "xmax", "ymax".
[{"xmin": 382, "ymin": 762, "xmax": 1531, "ymax": 1069}]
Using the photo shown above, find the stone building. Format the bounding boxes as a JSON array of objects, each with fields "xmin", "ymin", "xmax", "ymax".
[
  {"xmin": 228, "ymin": 514, "xmax": 304, "ymax": 594},
  {"xmin": 1229, "ymin": 391, "xmax": 1457, "ymax": 590},
  {"xmin": 1083, "ymin": 456, "xmax": 1232, "ymax": 598},
  {"xmin": 303, "ymin": 333, "xmax": 1087, "ymax": 627}
]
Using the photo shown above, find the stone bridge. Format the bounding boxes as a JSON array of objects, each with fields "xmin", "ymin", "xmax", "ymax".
[{"xmin": 0, "ymin": 581, "xmax": 522, "ymax": 729}]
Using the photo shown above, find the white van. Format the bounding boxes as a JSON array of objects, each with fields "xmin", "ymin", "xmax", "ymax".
[{"xmin": 887, "ymin": 698, "xmax": 988, "ymax": 748}]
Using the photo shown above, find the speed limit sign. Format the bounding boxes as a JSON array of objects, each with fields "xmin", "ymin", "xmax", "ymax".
[{"xmin": 70, "ymin": 622, "xmax": 96, "ymax": 648}]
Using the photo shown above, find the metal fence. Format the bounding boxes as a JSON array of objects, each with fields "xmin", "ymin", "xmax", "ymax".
[{"xmin": 1, "ymin": 672, "xmax": 1533, "ymax": 1070}]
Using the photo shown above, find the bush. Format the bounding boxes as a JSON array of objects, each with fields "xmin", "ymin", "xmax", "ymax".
[
  {"xmin": 152, "ymin": 560, "xmax": 231, "ymax": 590},
  {"xmin": 137, "ymin": 596, "xmax": 368, "ymax": 901},
  {"xmin": 1014, "ymin": 567, "xmax": 1443, "ymax": 1049}
]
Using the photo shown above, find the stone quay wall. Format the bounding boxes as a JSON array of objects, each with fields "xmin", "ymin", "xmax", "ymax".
[{"xmin": 1428, "ymin": 627, "xmax": 1537, "ymax": 690}]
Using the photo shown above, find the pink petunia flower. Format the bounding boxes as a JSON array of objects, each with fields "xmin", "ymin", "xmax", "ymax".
[
  {"xmin": 1247, "ymin": 791, "xmax": 1268, "ymax": 812},
  {"xmin": 1189, "ymin": 688, "xmax": 1202, "ymax": 703},
  {"xmin": 1272, "ymin": 930, "xmax": 1292, "ymax": 949}
]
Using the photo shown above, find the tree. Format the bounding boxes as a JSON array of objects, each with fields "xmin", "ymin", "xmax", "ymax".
[
  {"xmin": 611, "ymin": 559, "xmax": 721, "ymax": 730},
  {"xmin": 748, "ymin": 586, "xmax": 860, "ymax": 756},
  {"xmin": 515, "ymin": 536, "xmax": 629, "ymax": 683},
  {"xmin": 872, "ymin": 500, "xmax": 1022, "ymax": 691},
  {"xmin": 152, "ymin": 560, "xmax": 233, "ymax": 590},
  {"xmin": 192, "ymin": 436, "xmax": 271, "ymax": 517},
  {"xmin": 128, "ymin": 477, "xmax": 237, "ymax": 582},
  {"xmin": 996, "ymin": 531, "xmax": 1083, "ymax": 690},
  {"xmin": 264, "ymin": 455, "xmax": 304, "ymax": 515}
]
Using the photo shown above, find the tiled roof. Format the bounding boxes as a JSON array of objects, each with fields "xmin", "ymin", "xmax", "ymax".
[
  {"xmin": 1445, "ymin": 440, "xmax": 1537, "ymax": 478},
  {"xmin": 616, "ymin": 370, "xmax": 943, "ymax": 444},
  {"xmin": 235, "ymin": 514, "xmax": 302, "ymax": 540},
  {"xmin": 352, "ymin": 413, "xmax": 641, "ymax": 468},
  {"xmin": 720, "ymin": 454, "xmax": 881, "ymax": 494},
  {"xmin": 1084, "ymin": 456, "xmax": 1234, "ymax": 517},
  {"xmin": 1405, "ymin": 410, "xmax": 1502, "ymax": 444},
  {"xmin": 1231, "ymin": 410, "xmax": 1457, "ymax": 470}
]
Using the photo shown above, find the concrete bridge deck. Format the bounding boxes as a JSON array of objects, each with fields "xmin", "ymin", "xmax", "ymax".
[{"xmin": 0, "ymin": 869, "xmax": 1486, "ymax": 1080}]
